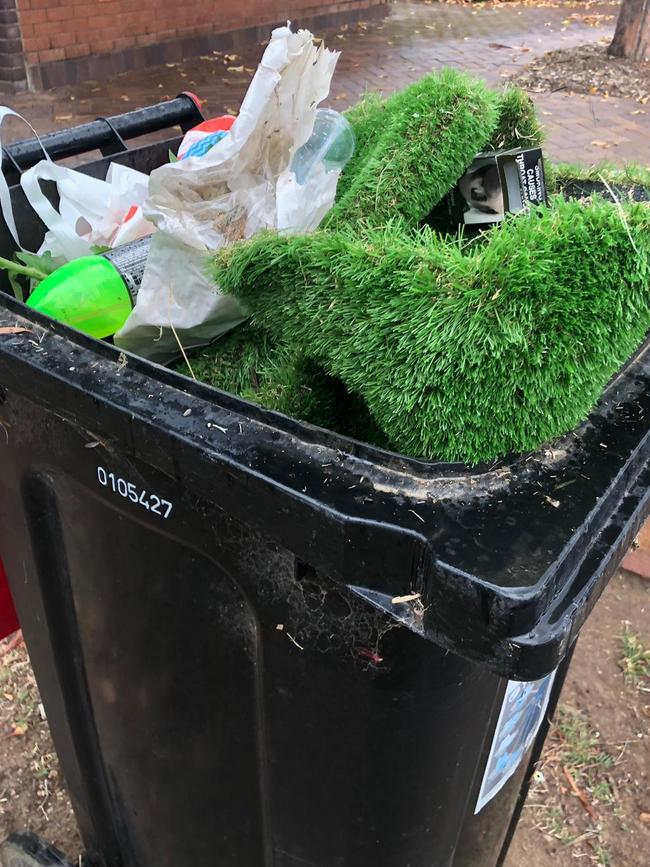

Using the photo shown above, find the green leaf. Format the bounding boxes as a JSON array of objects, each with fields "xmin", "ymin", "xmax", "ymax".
[
  {"xmin": 15, "ymin": 250, "xmax": 63, "ymax": 277},
  {"xmin": 7, "ymin": 270, "xmax": 24, "ymax": 303},
  {"xmin": 168, "ymin": 149, "xmax": 179, "ymax": 163},
  {"xmin": 0, "ymin": 249, "xmax": 65, "ymax": 301}
]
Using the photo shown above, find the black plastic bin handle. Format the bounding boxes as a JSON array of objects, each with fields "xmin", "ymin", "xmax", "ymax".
[{"xmin": 1, "ymin": 92, "xmax": 204, "ymax": 178}]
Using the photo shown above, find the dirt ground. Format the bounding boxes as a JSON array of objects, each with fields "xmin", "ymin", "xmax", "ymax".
[
  {"xmin": 0, "ymin": 644, "xmax": 81, "ymax": 858},
  {"xmin": 0, "ymin": 571, "xmax": 647, "ymax": 865},
  {"xmin": 510, "ymin": 42, "xmax": 650, "ymax": 102},
  {"xmin": 505, "ymin": 570, "xmax": 650, "ymax": 867}
]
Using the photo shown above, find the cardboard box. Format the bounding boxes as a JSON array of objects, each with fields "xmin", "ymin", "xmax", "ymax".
[{"xmin": 445, "ymin": 147, "xmax": 547, "ymax": 227}]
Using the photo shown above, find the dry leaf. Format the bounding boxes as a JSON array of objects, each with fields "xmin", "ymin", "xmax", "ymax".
[
  {"xmin": 489, "ymin": 42, "xmax": 512, "ymax": 49},
  {"xmin": 639, "ymin": 812, "xmax": 650, "ymax": 823},
  {"xmin": 632, "ymin": 109, "xmax": 647, "ymax": 115},
  {"xmin": 55, "ymin": 115, "xmax": 72, "ymax": 121},
  {"xmin": 0, "ymin": 326, "xmax": 31, "ymax": 335},
  {"xmin": 224, "ymin": 53, "xmax": 239, "ymax": 62},
  {"xmin": 227, "ymin": 66, "xmax": 244, "ymax": 73},
  {"xmin": 583, "ymin": 14, "xmax": 615, "ymax": 26},
  {"xmin": 590, "ymin": 141, "xmax": 610, "ymax": 148}
]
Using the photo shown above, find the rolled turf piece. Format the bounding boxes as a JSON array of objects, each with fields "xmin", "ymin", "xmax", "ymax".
[
  {"xmin": 211, "ymin": 198, "xmax": 650, "ymax": 463},
  {"xmin": 325, "ymin": 68, "xmax": 501, "ymax": 230},
  {"xmin": 188, "ymin": 322, "xmax": 388, "ymax": 443},
  {"xmin": 189, "ymin": 76, "xmax": 539, "ymax": 426},
  {"xmin": 337, "ymin": 84, "xmax": 543, "ymax": 208}
]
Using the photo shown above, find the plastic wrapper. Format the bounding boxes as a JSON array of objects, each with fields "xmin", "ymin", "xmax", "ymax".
[{"xmin": 115, "ymin": 24, "xmax": 340, "ymax": 364}]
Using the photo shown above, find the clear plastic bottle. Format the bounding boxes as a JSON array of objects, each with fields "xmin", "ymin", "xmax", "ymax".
[{"xmin": 291, "ymin": 109, "xmax": 356, "ymax": 186}]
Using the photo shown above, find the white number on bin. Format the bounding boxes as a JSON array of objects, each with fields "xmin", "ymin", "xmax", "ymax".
[{"xmin": 96, "ymin": 466, "xmax": 173, "ymax": 519}]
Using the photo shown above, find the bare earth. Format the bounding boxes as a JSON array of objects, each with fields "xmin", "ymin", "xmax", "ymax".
[
  {"xmin": 506, "ymin": 571, "xmax": 650, "ymax": 867},
  {"xmin": 0, "ymin": 571, "xmax": 647, "ymax": 865},
  {"xmin": 510, "ymin": 42, "xmax": 650, "ymax": 102}
]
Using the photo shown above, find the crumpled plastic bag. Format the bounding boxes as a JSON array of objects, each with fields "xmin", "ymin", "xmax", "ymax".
[
  {"xmin": 0, "ymin": 106, "xmax": 153, "ymax": 261},
  {"xmin": 22, "ymin": 160, "xmax": 153, "ymax": 260},
  {"xmin": 115, "ymin": 24, "xmax": 340, "ymax": 364}
]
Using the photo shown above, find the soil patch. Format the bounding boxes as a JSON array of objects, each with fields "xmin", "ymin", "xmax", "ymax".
[
  {"xmin": 510, "ymin": 43, "xmax": 650, "ymax": 103},
  {"xmin": 505, "ymin": 570, "xmax": 650, "ymax": 867},
  {"xmin": 0, "ymin": 647, "xmax": 81, "ymax": 856}
]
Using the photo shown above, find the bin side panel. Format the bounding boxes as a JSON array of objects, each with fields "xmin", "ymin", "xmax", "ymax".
[
  {"xmin": 26, "ymin": 470, "xmax": 270, "ymax": 867},
  {"xmin": 262, "ymin": 618, "xmax": 503, "ymax": 867},
  {"xmin": 0, "ymin": 388, "xmax": 542, "ymax": 867}
]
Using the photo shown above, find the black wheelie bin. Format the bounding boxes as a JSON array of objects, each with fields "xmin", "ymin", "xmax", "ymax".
[{"xmin": 0, "ymin": 102, "xmax": 648, "ymax": 867}]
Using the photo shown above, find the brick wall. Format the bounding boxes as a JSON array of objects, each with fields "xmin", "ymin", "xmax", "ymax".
[
  {"xmin": 0, "ymin": 0, "xmax": 26, "ymax": 90},
  {"xmin": 17, "ymin": 0, "xmax": 386, "ymax": 71}
]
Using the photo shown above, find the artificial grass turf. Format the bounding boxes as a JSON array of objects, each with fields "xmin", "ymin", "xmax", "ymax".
[
  {"xmin": 210, "ymin": 198, "xmax": 650, "ymax": 463},
  {"xmin": 487, "ymin": 86, "xmax": 543, "ymax": 151},
  {"xmin": 185, "ymin": 73, "xmax": 650, "ymax": 463},
  {"xmin": 325, "ymin": 69, "xmax": 501, "ymax": 230},
  {"xmin": 547, "ymin": 162, "xmax": 650, "ymax": 194},
  {"xmin": 188, "ymin": 322, "xmax": 388, "ymax": 443},
  {"xmin": 332, "ymin": 82, "xmax": 543, "ymax": 227}
]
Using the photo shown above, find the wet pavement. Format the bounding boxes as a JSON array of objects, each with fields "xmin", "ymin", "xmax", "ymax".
[{"xmin": 1, "ymin": 0, "xmax": 647, "ymax": 166}]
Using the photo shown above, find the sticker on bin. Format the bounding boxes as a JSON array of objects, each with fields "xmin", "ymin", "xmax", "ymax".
[{"xmin": 475, "ymin": 669, "xmax": 556, "ymax": 813}]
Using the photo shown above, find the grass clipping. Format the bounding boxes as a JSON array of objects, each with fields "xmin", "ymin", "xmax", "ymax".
[{"xmin": 189, "ymin": 70, "xmax": 650, "ymax": 463}]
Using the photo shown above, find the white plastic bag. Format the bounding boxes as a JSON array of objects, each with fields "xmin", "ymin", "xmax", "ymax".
[
  {"xmin": 0, "ymin": 107, "xmax": 48, "ymax": 252},
  {"xmin": 0, "ymin": 104, "xmax": 153, "ymax": 260},
  {"xmin": 21, "ymin": 160, "xmax": 153, "ymax": 260},
  {"xmin": 115, "ymin": 24, "xmax": 340, "ymax": 364}
]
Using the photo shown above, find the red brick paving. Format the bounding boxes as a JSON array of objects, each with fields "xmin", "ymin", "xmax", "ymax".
[
  {"xmin": 621, "ymin": 547, "xmax": 650, "ymax": 579},
  {"xmin": 622, "ymin": 516, "xmax": 650, "ymax": 579},
  {"xmin": 2, "ymin": 1, "xmax": 646, "ymax": 168}
]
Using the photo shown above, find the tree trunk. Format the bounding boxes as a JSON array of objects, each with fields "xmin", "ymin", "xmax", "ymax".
[{"xmin": 609, "ymin": 0, "xmax": 650, "ymax": 60}]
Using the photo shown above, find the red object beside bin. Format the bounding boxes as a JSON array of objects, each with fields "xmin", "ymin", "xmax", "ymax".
[{"xmin": 0, "ymin": 557, "xmax": 19, "ymax": 640}]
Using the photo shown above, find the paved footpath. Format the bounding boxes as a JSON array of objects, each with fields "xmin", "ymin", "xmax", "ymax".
[{"xmin": 2, "ymin": 1, "xmax": 647, "ymax": 166}]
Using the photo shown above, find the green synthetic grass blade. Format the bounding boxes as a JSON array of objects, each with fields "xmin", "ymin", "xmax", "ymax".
[
  {"xmin": 326, "ymin": 69, "xmax": 501, "ymax": 230},
  {"xmin": 188, "ymin": 73, "xmax": 650, "ymax": 464},
  {"xmin": 211, "ymin": 198, "xmax": 650, "ymax": 463}
]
